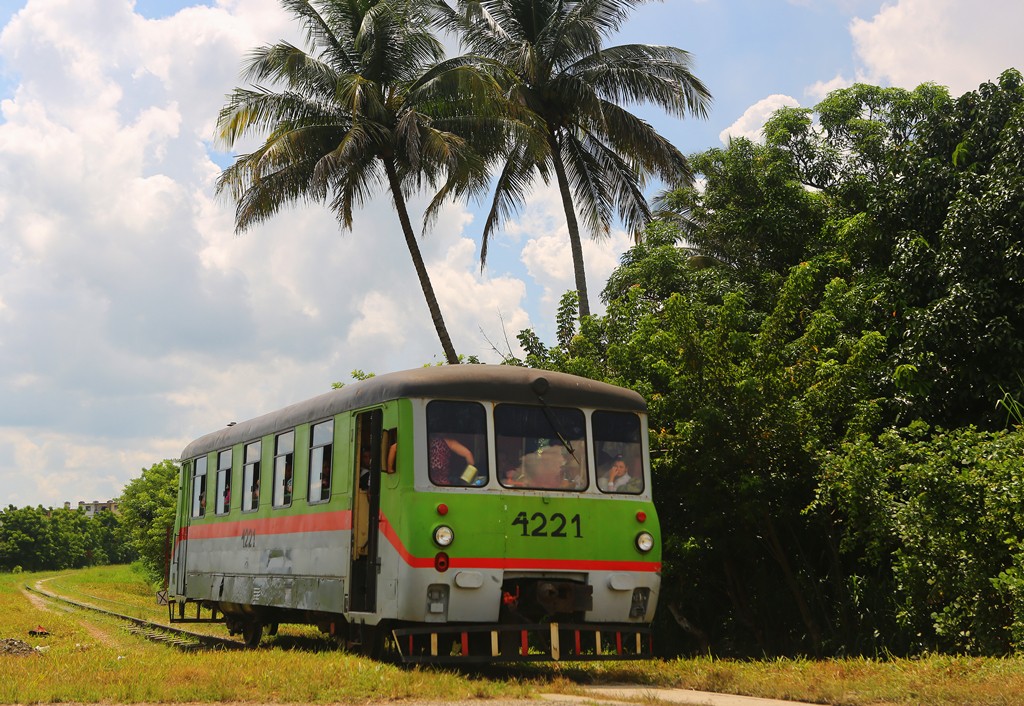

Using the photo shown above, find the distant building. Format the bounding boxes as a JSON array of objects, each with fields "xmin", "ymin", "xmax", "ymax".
[{"xmin": 62, "ymin": 500, "xmax": 120, "ymax": 517}]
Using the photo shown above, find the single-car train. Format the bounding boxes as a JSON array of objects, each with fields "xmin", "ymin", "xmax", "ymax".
[{"xmin": 167, "ymin": 365, "xmax": 660, "ymax": 662}]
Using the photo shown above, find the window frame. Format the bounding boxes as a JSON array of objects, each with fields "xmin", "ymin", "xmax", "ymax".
[
  {"xmin": 592, "ymin": 410, "xmax": 645, "ymax": 495},
  {"xmin": 214, "ymin": 449, "xmax": 232, "ymax": 515},
  {"xmin": 425, "ymin": 400, "xmax": 490, "ymax": 488},
  {"xmin": 272, "ymin": 430, "xmax": 295, "ymax": 509},
  {"xmin": 242, "ymin": 440, "xmax": 261, "ymax": 513},
  {"xmin": 307, "ymin": 419, "xmax": 334, "ymax": 504},
  {"xmin": 191, "ymin": 455, "xmax": 208, "ymax": 518}
]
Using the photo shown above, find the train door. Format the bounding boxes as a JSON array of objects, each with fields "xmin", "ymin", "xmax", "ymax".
[
  {"xmin": 349, "ymin": 409, "xmax": 383, "ymax": 613},
  {"xmin": 172, "ymin": 457, "xmax": 203, "ymax": 597}
]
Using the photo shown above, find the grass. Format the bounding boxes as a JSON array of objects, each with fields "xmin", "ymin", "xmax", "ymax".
[{"xmin": 5, "ymin": 565, "xmax": 1024, "ymax": 704}]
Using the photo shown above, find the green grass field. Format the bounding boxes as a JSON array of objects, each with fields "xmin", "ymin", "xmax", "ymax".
[{"xmin": 3, "ymin": 565, "xmax": 1024, "ymax": 705}]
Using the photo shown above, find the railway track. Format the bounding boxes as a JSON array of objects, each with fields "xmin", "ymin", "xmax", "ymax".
[{"xmin": 25, "ymin": 581, "xmax": 243, "ymax": 652}]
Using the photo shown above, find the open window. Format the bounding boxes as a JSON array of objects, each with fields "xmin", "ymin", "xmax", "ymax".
[
  {"xmin": 242, "ymin": 441, "xmax": 261, "ymax": 512},
  {"xmin": 308, "ymin": 419, "xmax": 333, "ymax": 503},
  {"xmin": 273, "ymin": 431, "xmax": 294, "ymax": 508},
  {"xmin": 191, "ymin": 455, "xmax": 208, "ymax": 517},
  {"xmin": 215, "ymin": 449, "xmax": 232, "ymax": 514}
]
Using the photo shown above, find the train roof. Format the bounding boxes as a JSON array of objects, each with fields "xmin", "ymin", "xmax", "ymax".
[{"xmin": 180, "ymin": 365, "xmax": 646, "ymax": 460}]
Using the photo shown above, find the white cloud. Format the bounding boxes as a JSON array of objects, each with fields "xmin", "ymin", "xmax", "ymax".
[
  {"xmin": 851, "ymin": 0, "xmax": 1024, "ymax": 95},
  {"xmin": 805, "ymin": 73, "xmax": 852, "ymax": 103},
  {"xmin": 512, "ymin": 181, "xmax": 634, "ymax": 323},
  {"xmin": 719, "ymin": 94, "xmax": 801, "ymax": 144},
  {"xmin": 0, "ymin": 0, "xmax": 533, "ymax": 507}
]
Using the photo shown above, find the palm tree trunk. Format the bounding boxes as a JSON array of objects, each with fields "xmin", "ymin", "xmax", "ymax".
[
  {"xmin": 547, "ymin": 130, "xmax": 592, "ymax": 319},
  {"xmin": 383, "ymin": 158, "xmax": 460, "ymax": 365}
]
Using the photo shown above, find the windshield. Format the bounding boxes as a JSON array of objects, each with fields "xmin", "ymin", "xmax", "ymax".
[{"xmin": 495, "ymin": 404, "xmax": 587, "ymax": 491}]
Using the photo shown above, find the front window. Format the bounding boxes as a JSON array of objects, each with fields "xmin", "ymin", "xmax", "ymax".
[
  {"xmin": 495, "ymin": 404, "xmax": 587, "ymax": 491},
  {"xmin": 191, "ymin": 456, "xmax": 208, "ymax": 517},
  {"xmin": 308, "ymin": 420, "xmax": 333, "ymax": 503},
  {"xmin": 426, "ymin": 401, "xmax": 489, "ymax": 486},
  {"xmin": 242, "ymin": 441, "xmax": 261, "ymax": 512},
  {"xmin": 273, "ymin": 431, "xmax": 294, "ymax": 507},
  {"xmin": 593, "ymin": 411, "xmax": 644, "ymax": 494},
  {"xmin": 215, "ymin": 449, "xmax": 232, "ymax": 514}
]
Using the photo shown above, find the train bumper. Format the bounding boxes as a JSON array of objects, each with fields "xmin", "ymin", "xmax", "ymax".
[{"xmin": 390, "ymin": 621, "xmax": 652, "ymax": 663}]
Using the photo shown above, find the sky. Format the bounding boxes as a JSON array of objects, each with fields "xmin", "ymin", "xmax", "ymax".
[{"xmin": 1, "ymin": 0, "xmax": 1022, "ymax": 509}]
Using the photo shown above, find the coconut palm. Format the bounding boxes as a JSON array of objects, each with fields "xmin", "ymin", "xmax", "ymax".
[
  {"xmin": 431, "ymin": 0, "xmax": 712, "ymax": 317},
  {"xmin": 216, "ymin": 0, "xmax": 507, "ymax": 365}
]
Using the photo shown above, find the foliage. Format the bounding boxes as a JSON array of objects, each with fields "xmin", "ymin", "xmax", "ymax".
[
  {"xmin": 815, "ymin": 424, "xmax": 1024, "ymax": 654},
  {"xmin": 515, "ymin": 69, "xmax": 1024, "ymax": 656},
  {"xmin": 216, "ymin": 0, "xmax": 510, "ymax": 364},
  {"xmin": 117, "ymin": 459, "xmax": 180, "ymax": 584},
  {"xmin": 431, "ymin": 0, "xmax": 711, "ymax": 317},
  {"xmin": 0, "ymin": 504, "xmax": 128, "ymax": 572}
]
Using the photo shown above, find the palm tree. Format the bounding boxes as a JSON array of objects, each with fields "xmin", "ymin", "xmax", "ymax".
[
  {"xmin": 216, "ymin": 0, "xmax": 506, "ymax": 365},
  {"xmin": 431, "ymin": 0, "xmax": 712, "ymax": 318}
]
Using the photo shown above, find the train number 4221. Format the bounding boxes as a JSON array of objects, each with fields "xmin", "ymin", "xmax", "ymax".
[{"xmin": 511, "ymin": 511, "xmax": 582, "ymax": 538}]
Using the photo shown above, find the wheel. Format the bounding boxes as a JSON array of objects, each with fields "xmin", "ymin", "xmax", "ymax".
[{"xmin": 241, "ymin": 621, "xmax": 263, "ymax": 648}]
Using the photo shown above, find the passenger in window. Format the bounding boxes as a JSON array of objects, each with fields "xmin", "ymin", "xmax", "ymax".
[
  {"xmin": 598, "ymin": 456, "xmax": 642, "ymax": 493},
  {"xmin": 359, "ymin": 447, "xmax": 372, "ymax": 490},
  {"xmin": 429, "ymin": 435, "xmax": 479, "ymax": 485},
  {"xmin": 386, "ymin": 431, "xmax": 398, "ymax": 473},
  {"xmin": 523, "ymin": 445, "xmax": 572, "ymax": 489}
]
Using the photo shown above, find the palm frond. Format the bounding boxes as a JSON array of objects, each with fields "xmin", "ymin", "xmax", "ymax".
[{"xmin": 570, "ymin": 43, "xmax": 711, "ymax": 119}]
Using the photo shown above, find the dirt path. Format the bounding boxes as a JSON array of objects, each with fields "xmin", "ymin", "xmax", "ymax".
[{"xmin": 21, "ymin": 579, "xmax": 120, "ymax": 648}]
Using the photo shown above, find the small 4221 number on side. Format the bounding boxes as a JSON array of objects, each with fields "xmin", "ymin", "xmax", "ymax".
[{"xmin": 511, "ymin": 511, "xmax": 582, "ymax": 538}]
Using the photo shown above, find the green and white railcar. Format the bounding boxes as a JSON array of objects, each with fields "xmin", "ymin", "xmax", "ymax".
[{"xmin": 168, "ymin": 366, "xmax": 660, "ymax": 662}]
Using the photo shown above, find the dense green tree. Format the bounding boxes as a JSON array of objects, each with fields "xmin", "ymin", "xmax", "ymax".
[
  {"xmin": 118, "ymin": 460, "xmax": 180, "ymax": 584},
  {"xmin": 432, "ymin": 0, "xmax": 711, "ymax": 317},
  {"xmin": 217, "ymin": 0, "xmax": 509, "ymax": 364},
  {"xmin": 0, "ymin": 505, "xmax": 126, "ymax": 572},
  {"xmin": 513, "ymin": 70, "xmax": 1024, "ymax": 657},
  {"xmin": 766, "ymin": 70, "xmax": 1024, "ymax": 427},
  {"xmin": 815, "ymin": 423, "xmax": 1024, "ymax": 654}
]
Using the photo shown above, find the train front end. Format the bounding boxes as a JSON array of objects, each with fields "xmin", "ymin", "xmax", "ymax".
[{"xmin": 382, "ymin": 375, "xmax": 660, "ymax": 663}]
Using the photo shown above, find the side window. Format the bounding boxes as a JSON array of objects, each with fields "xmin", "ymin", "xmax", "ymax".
[
  {"xmin": 191, "ymin": 455, "xmax": 208, "ymax": 517},
  {"xmin": 242, "ymin": 441, "xmax": 261, "ymax": 512},
  {"xmin": 495, "ymin": 404, "xmax": 587, "ymax": 491},
  {"xmin": 273, "ymin": 431, "xmax": 294, "ymax": 508},
  {"xmin": 308, "ymin": 420, "xmax": 333, "ymax": 503},
  {"xmin": 593, "ymin": 411, "xmax": 644, "ymax": 494},
  {"xmin": 215, "ymin": 449, "xmax": 232, "ymax": 515},
  {"xmin": 384, "ymin": 427, "xmax": 398, "ymax": 473},
  {"xmin": 426, "ymin": 401, "xmax": 489, "ymax": 487}
]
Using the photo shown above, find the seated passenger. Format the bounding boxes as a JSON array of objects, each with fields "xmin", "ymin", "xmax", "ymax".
[
  {"xmin": 429, "ymin": 435, "xmax": 478, "ymax": 485},
  {"xmin": 597, "ymin": 456, "xmax": 642, "ymax": 493},
  {"xmin": 523, "ymin": 445, "xmax": 571, "ymax": 489}
]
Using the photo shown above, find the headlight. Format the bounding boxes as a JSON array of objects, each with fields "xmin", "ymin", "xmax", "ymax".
[
  {"xmin": 635, "ymin": 531, "xmax": 654, "ymax": 553},
  {"xmin": 434, "ymin": 525, "xmax": 454, "ymax": 547}
]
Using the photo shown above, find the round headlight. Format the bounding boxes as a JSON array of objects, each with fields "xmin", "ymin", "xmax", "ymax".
[
  {"xmin": 635, "ymin": 531, "xmax": 654, "ymax": 553},
  {"xmin": 434, "ymin": 525, "xmax": 454, "ymax": 547}
]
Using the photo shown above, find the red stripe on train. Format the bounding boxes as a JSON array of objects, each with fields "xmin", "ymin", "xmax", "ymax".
[{"xmin": 182, "ymin": 510, "xmax": 352, "ymax": 540}]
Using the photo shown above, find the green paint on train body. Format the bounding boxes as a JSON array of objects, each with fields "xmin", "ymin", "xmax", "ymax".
[{"xmin": 387, "ymin": 488, "xmax": 661, "ymax": 569}]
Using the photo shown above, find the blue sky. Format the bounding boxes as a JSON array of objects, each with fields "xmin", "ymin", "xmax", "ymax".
[{"xmin": 1, "ymin": 0, "xmax": 1022, "ymax": 508}]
